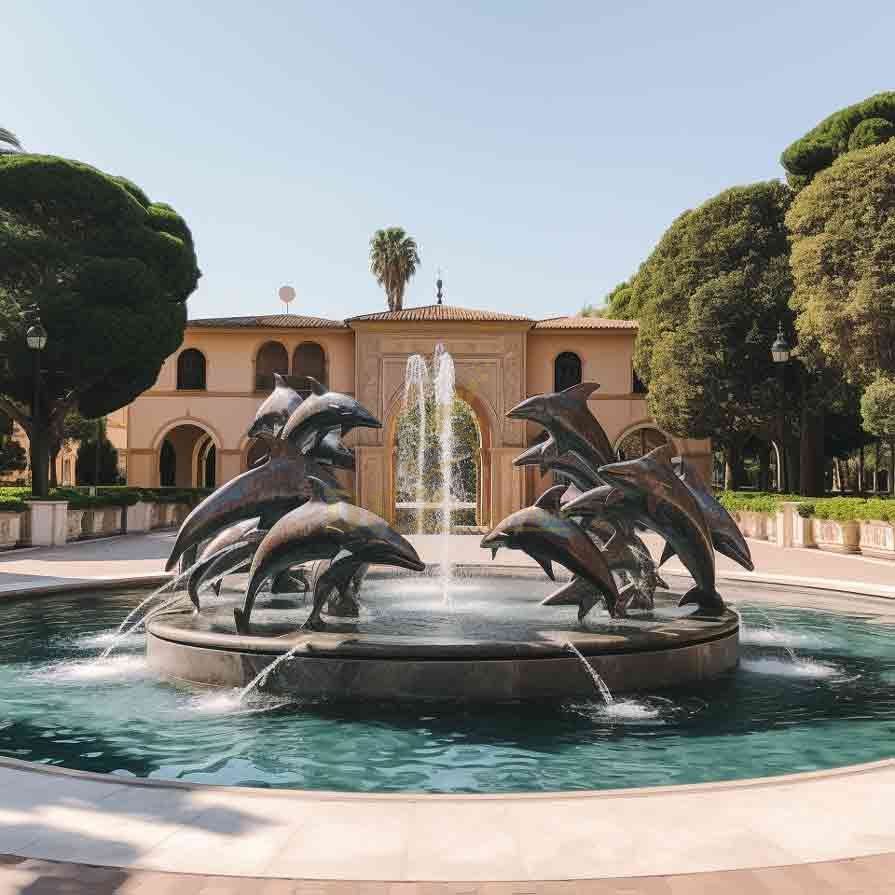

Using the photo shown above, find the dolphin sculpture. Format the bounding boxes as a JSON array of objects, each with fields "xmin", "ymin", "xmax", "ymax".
[
  {"xmin": 506, "ymin": 382, "xmax": 614, "ymax": 473},
  {"xmin": 281, "ymin": 378, "xmax": 381, "ymax": 455},
  {"xmin": 480, "ymin": 485, "xmax": 622, "ymax": 618},
  {"xmin": 595, "ymin": 444, "xmax": 724, "ymax": 613},
  {"xmin": 512, "ymin": 437, "xmax": 600, "ymax": 491},
  {"xmin": 307, "ymin": 427, "xmax": 355, "ymax": 470},
  {"xmin": 165, "ymin": 437, "xmax": 339, "ymax": 572},
  {"xmin": 235, "ymin": 477, "xmax": 424, "ymax": 633},
  {"xmin": 303, "ymin": 555, "xmax": 371, "ymax": 629},
  {"xmin": 657, "ymin": 456, "xmax": 753, "ymax": 572},
  {"xmin": 247, "ymin": 373, "xmax": 303, "ymax": 439},
  {"xmin": 185, "ymin": 518, "xmax": 260, "ymax": 603},
  {"xmin": 542, "ymin": 575, "xmax": 638, "ymax": 620},
  {"xmin": 187, "ymin": 527, "xmax": 267, "ymax": 609}
]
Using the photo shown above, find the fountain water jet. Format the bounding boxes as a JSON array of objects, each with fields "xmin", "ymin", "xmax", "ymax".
[
  {"xmin": 400, "ymin": 355, "xmax": 430, "ymax": 535},
  {"xmin": 433, "ymin": 344, "xmax": 456, "ymax": 602}
]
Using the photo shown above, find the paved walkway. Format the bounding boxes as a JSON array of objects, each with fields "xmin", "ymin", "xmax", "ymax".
[{"xmin": 1, "ymin": 530, "xmax": 893, "ymax": 598}]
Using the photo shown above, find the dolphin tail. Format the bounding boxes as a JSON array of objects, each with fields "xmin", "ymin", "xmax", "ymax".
[
  {"xmin": 212, "ymin": 579, "xmax": 222, "ymax": 596},
  {"xmin": 658, "ymin": 542, "xmax": 677, "ymax": 567},
  {"xmin": 678, "ymin": 586, "xmax": 725, "ymax": 613}
]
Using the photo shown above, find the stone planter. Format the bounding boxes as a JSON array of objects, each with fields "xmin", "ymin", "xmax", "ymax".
[
  {"xmin": 792, "ymin": 514, "xmax": 816, "ymax": 548},
  {"xmin": 736, "ymin": 510, "xmax": 771, "ymax": 541},
  {"xmin": 0, "ymin": 511, "xmax": 22, "ymax": 548},
  {"xmin": 66, "ymin": 509, "xmax": 85, "ymax": 540},
  {"xmin": 859, "ymin": 520, "xmax": 895, "ymax": 559},
  {"xmin": 126, "ymin": 501, "xmax": 152, "ymax": 533},
  {"xmin": 25, "ymin": 501, "xmax": 68, "ymax": 546},
  {"xmin": 812, "ymin": 518, "xmax": 860, "ymax": 554}
]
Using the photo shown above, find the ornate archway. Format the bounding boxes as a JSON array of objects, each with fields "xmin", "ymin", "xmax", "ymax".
[{"xmin": 151, "ymin": 419, "xmax": 221, "ymax": 487}]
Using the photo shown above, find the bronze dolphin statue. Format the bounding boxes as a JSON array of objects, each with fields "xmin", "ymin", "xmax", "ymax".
[
  {"xmin": 480, "ymin": 485, "xmax": 621, "ymax": 618},
  {"xmin": 307, "ymin": 427, "xmax": 355, "ymax": 470},
  {"xmin": 235, "ymin": 477, "xmax": 424, "ymax": 633},
  {"xmin": 165, "ymin": 437, "xmax": 339, "ymax": 571},
  {"xmin": 596, "ymin": 444, "xmax": 724, "ymax": 613},
  {"xmin": 247, "ymin": 373, "xmax": 303, "ymax": 439},
  {"xmin": 187, "ymin": 527, "xmax": 267, "ymax": 610},
  {"xmin": 506, "ymin": 382, "xmax": 614, "ymax": 472},
  {"xmin": 512, "ymin": 437, "xmax": 600, "ymax": 491},
  {"xmin": 658, "ymin": 456, "xmax": 753, "ymax": 572},
  {"xmin": 281, "ymin": 378, "xmax": 381, "ymax": 454},
  {"xmin": 303, "ymin": 554, "xmax": 371, "ymax": 630}
]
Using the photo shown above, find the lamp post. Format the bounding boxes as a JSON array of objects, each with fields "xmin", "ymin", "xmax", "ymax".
[
  {"xmin": 25, "ymin": 307, "xmax": 48, "ymax": 497},
  {"xmin": 771, "ymin": 323, "xmax": 791, "ymax": 493}
]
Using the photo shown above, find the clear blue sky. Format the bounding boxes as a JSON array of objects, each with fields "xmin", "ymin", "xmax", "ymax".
[{"xmin": 4, "ymin": 1, "xmax": 893, "ymax": 321}]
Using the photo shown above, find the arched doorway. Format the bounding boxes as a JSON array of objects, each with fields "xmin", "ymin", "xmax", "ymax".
[
  {"xmin": 156, "ymin": 424, "xmax": 218, "ymax": 487},
  {"xmin": 615, "ymin": 425, "xmax": 669, "ymax": 460},
  {"xmin": 393, "ymin": 395, "xmax": 481, "ymax": 533}
]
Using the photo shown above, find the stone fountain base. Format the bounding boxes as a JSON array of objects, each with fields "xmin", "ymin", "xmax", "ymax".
[{"xmin": 146, "ymin": 568, "xmax": 739, "ymax": 702}]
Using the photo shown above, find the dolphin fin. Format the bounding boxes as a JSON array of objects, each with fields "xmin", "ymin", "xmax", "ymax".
[
  {"xmin": 305, "ymin": 376, "xmax": 328, "ymax": 396},
  {"xmin": 534, "ymin": 485, "xmax": 566, "ymax": 514},
  {"xmin": 678, "ymin": 586, "xmax": 725, "ymax": 613},
  {"xmin": 658, "ymin": 542, "xmax": 677, "ymax": 567},
  {"xmin": 561, "ymin": 483, "xmax": 583, "ymax": 505},
  {"xmin": 307, "ymin": 475, "xmax": 329, "ymax": 502},
  {"xmin": 490, "ymin": 547, "xmax": 499, "ymax": 560},
  {"xmin": 233, "ymin": 607, "xmax": 248, "ymax": 633},
  {"xmin": 273, "ymin": 372, "xmax": 287, "ymax": 388},
  {"xmin": 560, "ymin": 382, "xmax": 600, "ymax": 402},
  {"xmin": 532, "ymin": 554, "xmax": 555, "ymax": 580}
]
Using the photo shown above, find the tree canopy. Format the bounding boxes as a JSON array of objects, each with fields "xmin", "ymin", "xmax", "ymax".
[
  {"xmin": 0, "ymin": 154, "xmax": 199, "ymax": 482},
  {"xmin": 861, "ymin": 375, "xmax": 895, "ymax": 438},
  {"xmin": 627, "ymin": 182, "xmax": 794, "ymax": 479},
  {"xmin": 369, "ymin": 227, "xmax": 420, "ymax": 312},
  {"xmin": 780, "ymin": 91, "xmax": 895, "ymax": 190},
  {"xmin": 786, "ymin": 138, "xmax": 895, "ymax": 387}
]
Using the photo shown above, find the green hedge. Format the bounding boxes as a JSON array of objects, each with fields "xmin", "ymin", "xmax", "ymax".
[
  {"xmin": 0, "ymin": 486, "xmax": 208, "ymax": 513},
  {"xmin": 719, "ymin": 491, "xmax": 895, "ymax": 522}
]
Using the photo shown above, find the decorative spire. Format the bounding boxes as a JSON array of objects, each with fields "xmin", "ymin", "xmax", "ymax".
[{"xmin": 436, "ymin": 269, "xmax": 443, "ymax": 305}]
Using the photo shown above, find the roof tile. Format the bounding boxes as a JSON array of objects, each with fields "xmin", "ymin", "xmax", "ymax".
[
  {"xmin": 533, "ymin": 316, "xmax": 638, "ymax": 330},
  {"xmin": 347, "ymin": 304, "xmax": 532, "ymax": 323},
  {"xmin": 189, "ymin": 313, "xmax": 348, "ymax": 329}
]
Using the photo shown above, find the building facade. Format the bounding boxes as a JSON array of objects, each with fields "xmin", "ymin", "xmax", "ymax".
[{"xmin": 121, "ymin": 304, "xmax": 710, "ymax": 527}]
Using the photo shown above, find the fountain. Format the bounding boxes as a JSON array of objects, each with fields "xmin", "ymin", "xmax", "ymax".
[{"xmin": 143, "ymin": 372, "xmax": 741, "ymax": 701}]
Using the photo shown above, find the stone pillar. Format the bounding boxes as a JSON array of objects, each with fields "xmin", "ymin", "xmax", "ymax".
[
  {"xmin": 25, "ymin": 501, "xmax": 68, "ymax": 546},
  {"xmin": 776, "ymin": 502, "xmax": 798, "ymax": 548}
]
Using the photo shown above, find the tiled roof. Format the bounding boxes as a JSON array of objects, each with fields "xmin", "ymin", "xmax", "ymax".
[
  {"xmin": 347, "ymin": 304, "xmax": 533, "ymax": 323},
  {"xmin": 188, "ymin": 314, "xmax": 348, "ymax": 329},
  {"xmin": 532, "ymin": 316, "xmax": 638, "ymax": 330}
]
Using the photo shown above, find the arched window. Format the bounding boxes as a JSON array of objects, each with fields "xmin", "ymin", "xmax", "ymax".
[
  {"xmin": 196, "ymin": 435, "xmax": 216, "ymax": 489},
  {"xmin": 554, "ymin": 352, "xmax": 582, "ymax": 393},
  {"xmin": 177, "ymin": 348, "xmax": 206, "ymax": 390},
  {"xmin": 292, "ymin": 342, "xmax": 327, "ymax": 392},
  {"xmin": 159, "ymin": 439, "xmax": 176, "ymax": 486},
  {"xmin": 255, "ymin": 341, "xmax": 288, "ymax": 392},
  {"xmin": 616, "ymin": 426, "xmax": 668, "ymax": 461}
]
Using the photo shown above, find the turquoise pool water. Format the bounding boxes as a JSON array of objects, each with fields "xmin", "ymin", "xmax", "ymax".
[{"xmin": 0, "ymin": 586, "xmax": 893, "ymax": 793}]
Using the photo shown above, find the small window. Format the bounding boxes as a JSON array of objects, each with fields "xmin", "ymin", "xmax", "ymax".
[
  {"xmin": 554, "ymin": 352, "xmax": 582, "ymax": 392},
  {"xmin": 292, "ymin": 342, "xmax": 327, "ymax": 393},
  {"xmin": 255, "ymin": 341, "xmax": 289, "ymax": 392},
  {"xmin": 177, "ymin": 349, "xmax": 206, "ymax": 390},
  {"xmin": 633, "ymin": 369, "xmax": 648, "ymax": 394}
]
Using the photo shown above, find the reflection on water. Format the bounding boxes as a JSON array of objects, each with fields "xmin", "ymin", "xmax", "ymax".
[{"xmin": 0, "ymin": 586, "xmax": 894, "ymax": 793}]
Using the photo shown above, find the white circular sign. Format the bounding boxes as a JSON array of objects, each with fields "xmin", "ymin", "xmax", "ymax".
[{"xmin": 278, "ymin": 285, "xmax": 296, "ymax": 305}]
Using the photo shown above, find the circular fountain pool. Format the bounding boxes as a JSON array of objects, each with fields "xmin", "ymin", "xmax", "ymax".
[{"xmin": 1, "ymin": 576, "xmax": 894, "ymax": 793}]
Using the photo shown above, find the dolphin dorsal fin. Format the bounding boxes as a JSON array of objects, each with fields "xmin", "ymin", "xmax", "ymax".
[
  {"xmin": 560, "ymin": 382, "xmax": 600, "ymax": 402},
  {"xmin": 305, "ymin": 376, "xmax": 328, "ymax": 396},
  {"xmin": 273, "ymin": 372, "xmax": 286, "ymax": 389},
  {"xmin": 307, "ymin": 475, "xmax": 329, "ymax": 502},
  {"xmin": 534, "ymin": 484, "xmax": 566, "ymax": 514}
]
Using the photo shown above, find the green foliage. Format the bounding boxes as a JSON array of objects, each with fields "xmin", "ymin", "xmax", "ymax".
[
  {"xmin": 0, "ymin": 153, "xmax": 198, "ymax": 427},
  {"xmin": 787, "ymin": 140, "xmax": 895, "ymax": 386},
  {"xmin": 0, "ymin": 484, "xmax": 208, "ymax": 511},
  {"xmin": 861, "ymin": 375, "xmax": 895, "ymax": 437},
  {"xmin": 0, "ymin": 436, "xmax": 26, "ymax": 473},
  {"xmin": 716, "ymin": 491, "xmax": 800, "ymax": 514},
  {"xmin": 580, "ymin": 302, "xmax": 607, "ymax": 317},
  {"xmin": 75, "ymin": 435, "xmax": 120, "ymax": 484},
  {"xmin": 604, "ymin": 278, "xmax": 638, "ymax": 319},
  {"xmin": 368, "ymin": 227, "xmax": 420, "ymax": 312},
  {"xmin": 721, "ymin": 491, "xmax": 895, "ymax": 522},
  {"xmin": 629, "ymin": 182, "xmax": 793, "ymax": 452},
  {"xmin": 780, "ymin": 92, "xmax": 895, "ymax": 189}
]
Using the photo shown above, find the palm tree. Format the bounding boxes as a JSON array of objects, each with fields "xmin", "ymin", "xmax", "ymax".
[
  {"xmin": 0, "ymin": 128, "xmax": 23, "ymax": 155},
  {"xmin": 369, "ymin": 227, "xmax": 420, "ymax": 312}
]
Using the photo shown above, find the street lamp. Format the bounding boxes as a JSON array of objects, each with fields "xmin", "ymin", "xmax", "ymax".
[
  {"xmin": 25, "ymin": 307, "xmax": 48, "ymax": 497},
  {"xmin": 771, "ymin": 323, "xmax": 791, "ymax": 492}
]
